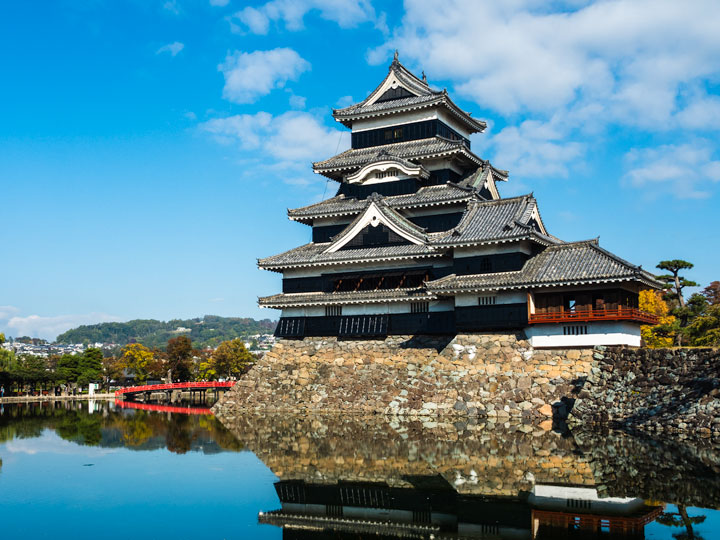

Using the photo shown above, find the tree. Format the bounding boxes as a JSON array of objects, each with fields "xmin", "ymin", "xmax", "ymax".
[
  {"xmin": 119, "ymin": 344, "xmax": 154, "ymax": 384},
  {"xmin": 77, "ymin": 348, "xmax": 103, "ymax": 387},
  {"xmin": 657, "ymin": 505, "xmax": 706, "ymax": 539},
  {"xmin": 57, "ymin": 354, "xmax": 81, "ymax": 384},
  {"xmin": 639, "ymin": 290, "xmax": 676, "ymax": 347},
  {"xmin": 102, "ymin": 356, "xmax": 124, "ymax": 386},
  {"xmin": 210, "ymin": 338, "xmax": 253, "ymax": 379},
  {"xmin": 701, "ymin": 281, "xmax": 720, "ymax": 305},
  {"xmin": 166, "ymin": 336, "xmax": 193, "ymax": 382},
  {"xmin": 0, "ymin": 334, "xmax": 16, "ymax": 375},
  {"xmin": 656, "ymin": 260, "xmax": 698, "ymax": 308},
  {"xmin": 684, "ymin": 304, "xmax": 720, "ymax": 347}
]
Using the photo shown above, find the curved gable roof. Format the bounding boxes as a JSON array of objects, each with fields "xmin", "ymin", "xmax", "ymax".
[
  {"xmin": 324, "ymin": 194, "xmax": 429, "ymax": 253},
  {"xmin": 332, "ymin": 57, "xmax": 486, "ymax": 133}
]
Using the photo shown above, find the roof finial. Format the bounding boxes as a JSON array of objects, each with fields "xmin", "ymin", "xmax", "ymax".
[
  {"xmin": 393, "ymin": 49, "xmax": 399, "ymax": 62},
  {"xmin": 422, "ymin": 71, "xmax": 427, "ymax": 83}
]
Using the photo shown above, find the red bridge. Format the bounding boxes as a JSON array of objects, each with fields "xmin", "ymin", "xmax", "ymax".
[
  {"xmin": 114, "ymin": 399, "xmax": 212, "ymax": 415},
  {"xmin": 114, "ymin": 381, "xmax": 235, "ymax": 398}
]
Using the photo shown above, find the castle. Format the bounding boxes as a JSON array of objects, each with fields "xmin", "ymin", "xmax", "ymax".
[{"xmin": 258, "ymin": 53, "xmax": 660, "ymax": 347}]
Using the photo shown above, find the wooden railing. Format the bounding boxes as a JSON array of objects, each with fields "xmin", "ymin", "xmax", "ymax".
[
  {"xmin": 528, "ymin": 307, "xmax": 658, "ymax": 325},
  {"xmin": 114, "ymin": 381, "xmax": 235, "ymax": 397}
]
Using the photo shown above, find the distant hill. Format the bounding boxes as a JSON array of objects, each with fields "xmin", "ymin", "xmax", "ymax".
[{"xmin": 55, "ymin": 315, "xmax": 277, "ymax": 349}]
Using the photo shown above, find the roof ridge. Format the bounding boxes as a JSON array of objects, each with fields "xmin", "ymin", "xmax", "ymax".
[
  {"xmin": 472, "ymin": 193, "xmax": 533, "ymax": 205},
  {"xmin": 547, "ymin": 238, "xmax": 600, "ymax": 249}
]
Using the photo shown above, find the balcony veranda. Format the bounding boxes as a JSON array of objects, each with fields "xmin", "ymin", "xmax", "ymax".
[{"xmin": 528, "ymin": 307, "xmax": 658, "ymax": 325}]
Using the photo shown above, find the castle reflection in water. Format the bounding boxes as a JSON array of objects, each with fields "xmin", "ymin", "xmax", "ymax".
[
  {"xmin": 221, "ymin": 413, "xmax": 719, "ymax": 540},
  {"xmin": 1, "ymin": 401, "xmax": 717, "ymax": 539}
]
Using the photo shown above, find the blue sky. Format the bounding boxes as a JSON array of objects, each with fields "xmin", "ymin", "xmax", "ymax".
[{"xmin": 1, "ymin": 0, "xmax": 719, "ymax": 340}]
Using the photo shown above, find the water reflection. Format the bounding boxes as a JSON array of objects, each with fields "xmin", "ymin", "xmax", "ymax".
[
  {"xmin": 220, "ymin": 414, "xmax": 720, "ymax": 539},
  {"xmin": 0, "ymin": 400, "xmax": 242, "ymax": 455},
  {"xmin": 1, "ymin": 404, "xmax": 718, "ymax": 539}
]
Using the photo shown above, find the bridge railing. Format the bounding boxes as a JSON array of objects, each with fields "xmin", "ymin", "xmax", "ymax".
[
  {"xmin": 114, "ymin": 381, "xmax": 235, "ymax": 397},
  {"xmin": 114, "ymin": 399, "xmax": 213, "ymax": 415}
]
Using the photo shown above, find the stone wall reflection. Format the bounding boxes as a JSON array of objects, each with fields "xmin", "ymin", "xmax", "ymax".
[{"xmin": 225, "ymin": 414, "xmax": 706, "ymax": 538}]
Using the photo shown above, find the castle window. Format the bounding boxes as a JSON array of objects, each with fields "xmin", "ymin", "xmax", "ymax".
[
  {"xmin": 374, "ymin": 168, "xmax": 397, "ymax": 179},
  {"xmin": 383, "ymin": 127, "xmax": 403, "ymax": 141},
  {"xmin": 563, "ymin": 325, "xmax": 588, "ymax": 336},
  {"xmin": 326, "ymin": 305, "xmax": 342, "ymax": 317},
  {"xmin": 410, "ymin": 301, "xmax": 429, "ymax": 313},
  {"xmin": 479, "ymin": 295, "xmax": 497, "ymax": 305},
  {"xmin": 479, "ymin": 257, "xmax": 492, "ymax": 272}
]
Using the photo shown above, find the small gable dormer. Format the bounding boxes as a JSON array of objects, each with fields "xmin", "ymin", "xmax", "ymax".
[
  {"xmin": 345, "ymin": 153, "xmax": 430, "ymax": 185},
  {"xmin": 362, "ymin": 53, "xmax": 434, "ymax": 108},
  {"xmin": 324, "ymin": 194, "xmax": 428, "ymax": 253}
]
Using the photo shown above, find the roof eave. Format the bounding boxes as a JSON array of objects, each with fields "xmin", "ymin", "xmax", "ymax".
[
  {"xmin": 333, "ymin": 97, "xmax": 486, "ymax": 133},
  {"xmin": 258, "ymin": 251, "xmax": 447, "ymax": 272}
]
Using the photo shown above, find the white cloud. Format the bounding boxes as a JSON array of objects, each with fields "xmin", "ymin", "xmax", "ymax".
[
  {"xmin": 219, "ymin": 48, "xmax": 310, "ymax": 104},
  {"xmin": 371, "ymin": 0, "xmax": 720, "ymax": 127},
  {"xmin": 335, "ymin": 95, "xmax": 354, "ymax": 107},
  {"xmin": 202, "ymin": 110, "xmax": 349, "ymax": 162},
  {"xmin": 490, "ymin": 119, "xmax": 584, "ymax": 180},
  {"xmin": 676, "ymin": 95, "xmax": 720, "ymax": 131},
  {"xmin": 201, "ymin": 110, "xmax": 349, "ymax": 182},
  {"xmin": 624, "ymin": 141, "xmax": 720, "ymax": 199},
  {"xmin": 3, "ymin": 312, "xmax": 122, "ymax": 341},
  {"xmin": 163, "ymin": 0, "xmax": 180, "ymax": 15},
  {"xmin": 231, "ymin": 0, "xmax": 377, "ymax": 35},
  {"xmin": 288, "ymin": 94, "xmax": 306, "ymax": 109},
  {"xmin": 0, "ymin": 305, "xmax": 20, "ymax": 322},
  {"xmin": 156, "ymin": 41, "xmax": 184, "ymax": 57},
  {"xmin": 6, "ymin": 431, "xmax": 118, "ymax": 456}
]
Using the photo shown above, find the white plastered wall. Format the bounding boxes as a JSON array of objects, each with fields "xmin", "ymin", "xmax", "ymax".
[
  {"xmin": 455, "ymin": 291, "xmax": 526, "ymax": 306},
  {"xmin": 525, "ymin": 321, "xmax": 641, "ymax": 348},
  {"xmin": 454, "ymin": 241, "xmax": 533, "ymax": 257},
  {"xmin": 281, "ymin": 299, "xmax": 454, "ymax": 317},
  {"xmin": 530, "ymin": 485, "xmax": 645, "ymax": 515}
]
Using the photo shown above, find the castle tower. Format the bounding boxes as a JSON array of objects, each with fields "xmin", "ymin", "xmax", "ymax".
[{"xmin": 258, "ymin": 55, "xmax": 661, "ymax": 347}]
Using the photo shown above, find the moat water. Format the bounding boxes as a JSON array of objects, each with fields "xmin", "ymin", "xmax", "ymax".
[{"xmin": 0, "ymin": 401, "xmax": 719, "ymax": 539}]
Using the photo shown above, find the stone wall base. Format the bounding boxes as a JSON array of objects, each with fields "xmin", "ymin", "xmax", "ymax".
[
  {"xmin": 570, "ymin": 346, "xmax": 720, "ymax": 438},
  {"xmin": 213, "ymin": 333, "xmax": 595, "ymax": 421}
]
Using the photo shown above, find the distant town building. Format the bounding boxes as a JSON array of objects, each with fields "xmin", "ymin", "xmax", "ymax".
[{"xmin": 258, "ymin": 54, "xmax": 662, "ymax": 347}]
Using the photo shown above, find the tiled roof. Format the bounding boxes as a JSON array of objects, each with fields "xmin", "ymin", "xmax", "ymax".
[
  {"xmin": 312, "ymin": 137, "xmax": 482, "ymax": 176},
  {"xmin": 258, "ymin": 242, "xmax": 447, "ymax": 271},
  {"xmin": 434, "ymin": 195, "xmax": 552, "ymax": 246},
  {"xmin": 288, "ymin": 184, "xmax": 478, "ymax": 222},
  {"xmin": 335, "ymin": 93, "xmax": 441, "ymax": 116},
  {"xmin": 458, "ymin": 160, "xmax": 509, "ymax": 190},
  {"xmin": 426, "ymin": 240, "xmax": 663, "ymax": 292},
  {"xmin": 259, "ymin": 288, "xmax": 437, "ymax": 308},
  {"xmin": 332, "ymin": 59, "xmax": 486, "ymax": 132}
]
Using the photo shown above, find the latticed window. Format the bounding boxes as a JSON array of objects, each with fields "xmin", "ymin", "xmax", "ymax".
[
  {"xmin": 374, "ymin": 168, "xmax": 397, "ymax": 179},
  {"xmin": 479, "ymin": 296, "xmax": 497, "ymax": 305},
  {"xmin": 325, "ymin": 305, "xmax": 342, "ymax": 317},
  {"xmin": 411, "ymin": 301, "xmax": 429, "ymax": 313},
  {"xmin": 563, "ymin": 325, "xmax": 588, "ymax": 336}
]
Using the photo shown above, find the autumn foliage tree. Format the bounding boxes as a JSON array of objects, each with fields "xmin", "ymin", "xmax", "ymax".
[
  {"xmin": 210, "ymin": 338, "xmax": 253, "ymax": 379},
  {"xmin": 119, "ymin": 344, "xmax": 154, "ymax": 384},
  {"xmin": 639, "ymin": 290, "xmax": 676, "ymax": 348},
  {"xmin": 701, "ymin": 281, "xmax": 720, "ymax": 305},
  {"xmin": 166, "ymin": 336, "xmax": 193, "ymax": 382}
]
